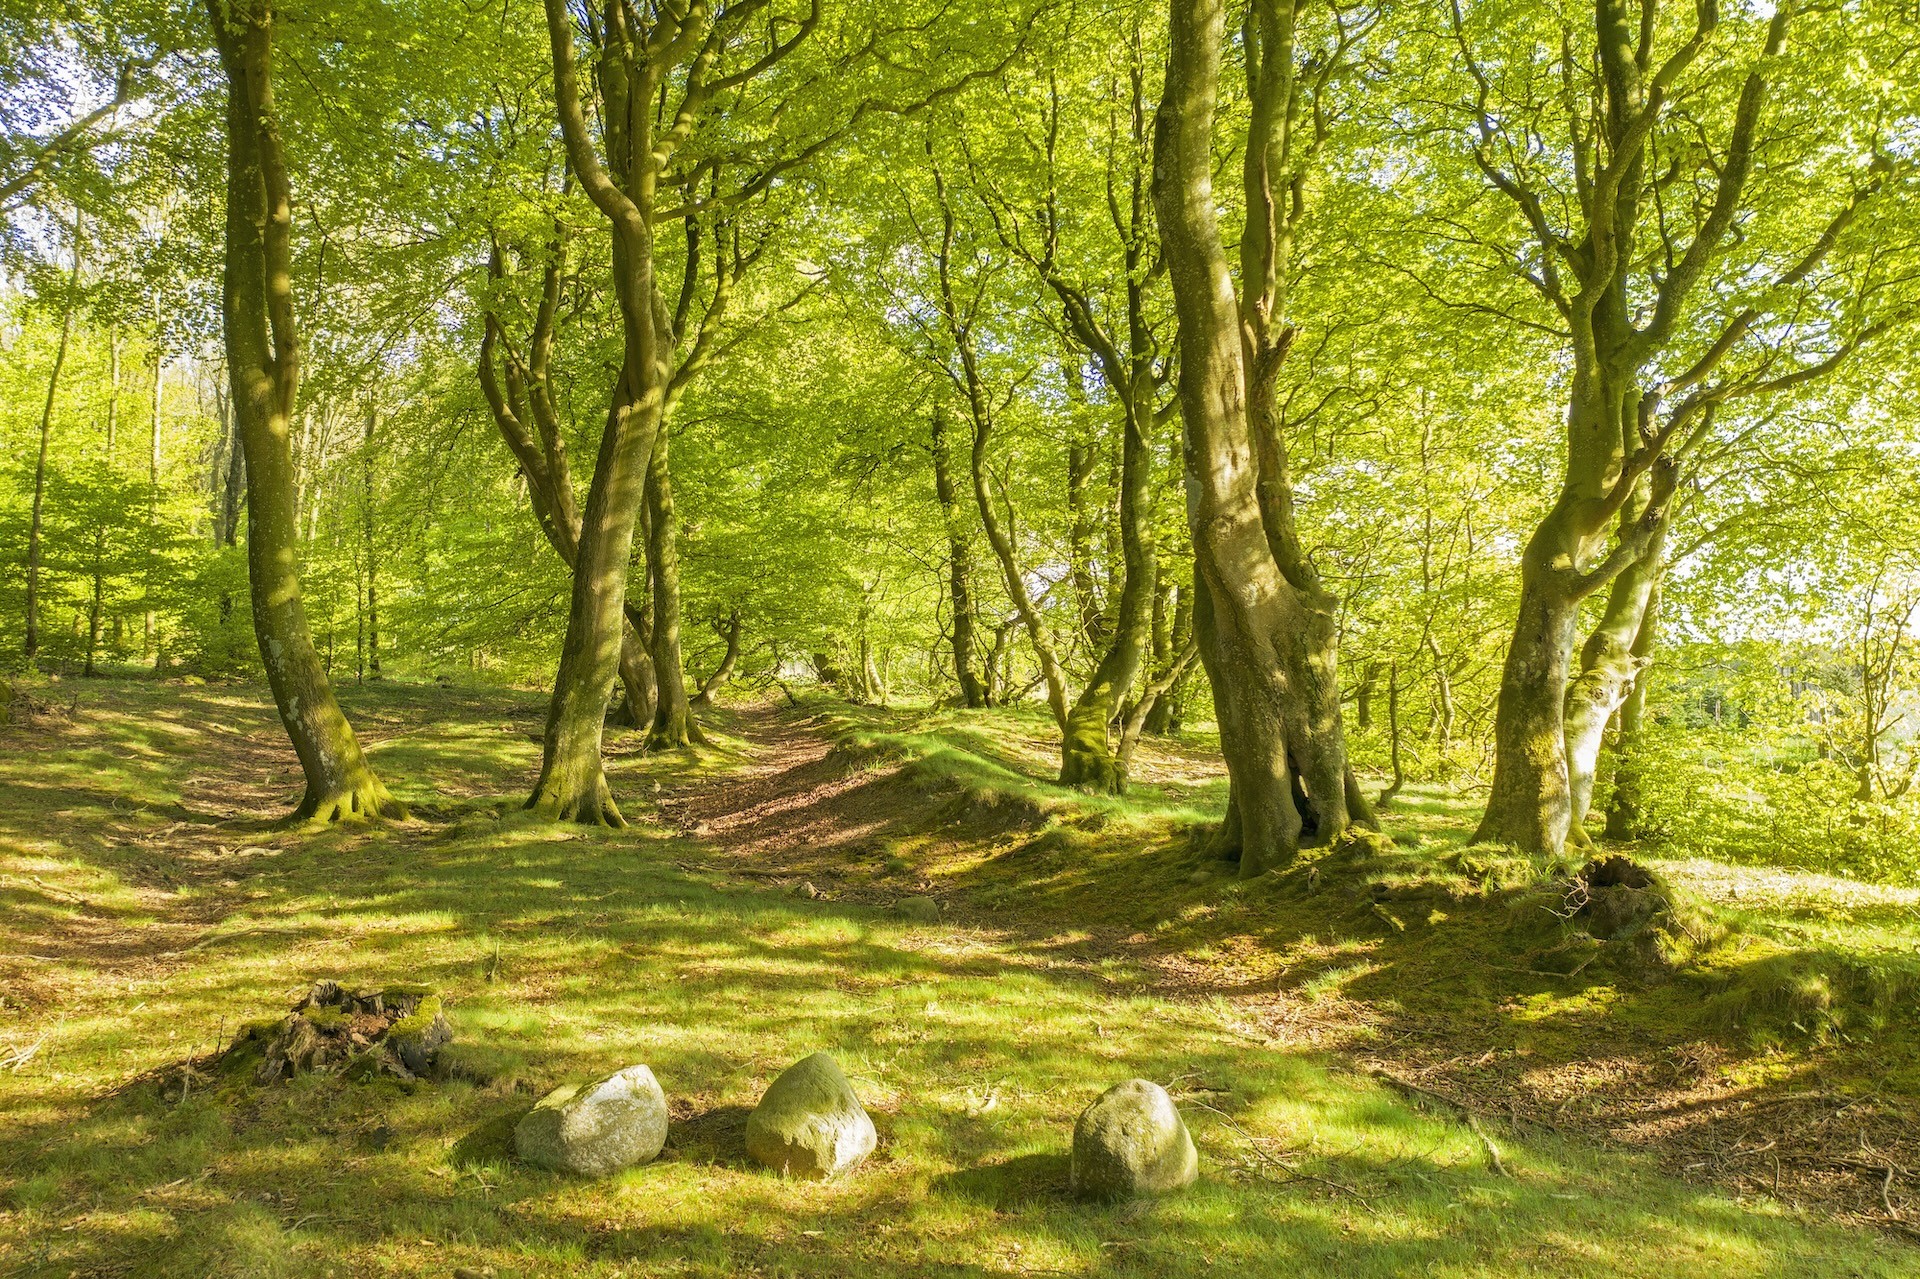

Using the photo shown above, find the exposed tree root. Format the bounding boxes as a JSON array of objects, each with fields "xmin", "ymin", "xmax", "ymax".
[
  {"xmin": 293, "ymin": 776, "xmax": 407, "ymax": 825},
  {"xmin": 524, "ymin": 772, "xmax": 627, "ymax": 827},
  {"xmin": 1059, "ymin": 746, "xmax": 1127, "ymax": 795},
  {"xmin": 647, "ymin": 708, "xmax": 710, "ymax": 751}
]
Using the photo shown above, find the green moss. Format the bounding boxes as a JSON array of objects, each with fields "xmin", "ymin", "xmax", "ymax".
[
  {"xmin": 6, "ymin": 680, "xmax": 1920, "ymax": 1277},
  {"xmin": 384, "ymin": 994, "xmax": 443, "ymax": 1044}
]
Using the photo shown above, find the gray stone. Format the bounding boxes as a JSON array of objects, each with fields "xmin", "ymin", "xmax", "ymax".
[
  {"xmin": 897, "ymin": 895, "xmax": 941, "ymax": 922},
  {"xmin": 513, "ymin": 1064, "xmax": 670, "ymax": 1177},
  {"xmin": 745, "ymin": 1052, "xmax": 876, "ymax": 1179},
  {"xmin": 1070, "ymin": 1079, "xmax": 1198, "ymax": 1200}
]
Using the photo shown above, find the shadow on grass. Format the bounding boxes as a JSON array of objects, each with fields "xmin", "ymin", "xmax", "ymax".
[{"xmin": 1, "ymin": 683, "xmax": 1916, "ymax": 1277}]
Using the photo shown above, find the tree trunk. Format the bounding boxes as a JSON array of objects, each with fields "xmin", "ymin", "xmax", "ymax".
[
  {"xmin": 1564, "ymin": 521, "xmax": 1670, "ymax": 840},
  {"xmin": 1472, "ymin": 515, "xmax": 1584, "ymax": 852},
  {"xmin": 1066, "ymin": 432, "xmax": 1104, "ymax": 654},
  {"xmin": 1117, "ymin": 638, "xmax": 1198, "ymax": 774},
  {"xmin": 360, "ymin": 402, "xmax": 381, "ymax": 679},
  {"xmin": 149, "ymin": 346, "xmax": 167, "ymax": 658},
  {"xmin": 1425, "ymin": 635, "xmax": 1454, "ymax": 751},
  {"xmin": 220, "ymin": 385, "xmax": 243, "ymax": 547},
  {"xmin": 692, "ymin": 608, "xmax": 741, "ymax": 707},
  {"xmin": 930, "ymin": 403, "xmax": 989, "ymax": 707},
  {"xmin": 1060, "ymin": 394, "xmax": 1154, "ymax": 793},
  {"xmin": 643, "ymin": 424, "xmax": 704, "ymax": 748},
  {"xmin": 208, "ymin": 0, "xmax": 399, "ymax": 822},
  {"xmin": 477, "ymin": 250, "xmax": 655, "ymax": 732},
  {"xmin": 1144, "ymin": 581, "xmax": 1191, "ymax": 736},
  {"xmin": 85, "ymin": 329, "xmax": 120, "ymax": 676},
  {"xmin": 1354, "ymin": 659, "xmax": 1380, "ymax": 731},
  {"xmin": 1378, "ymin": 659, "xmax": 1404, "ymax": 807},
  {"xmin": 527, "ymin": 362, "xmax": 658, "ymax": 822},
  {"xmin": 1152, "ymin": 0, "xmax": 1363, "ymax": 874},
  {"xmin": 968, "ymin": 404, "xmax": 1069, "ymax": 732},
  {"xmin": 1603, "ymin": 581, "xmax": 1661, "ymax": 841},
  {"xmin": 24, "ymin": 206, "xmax": 82, "ymax": 662}
]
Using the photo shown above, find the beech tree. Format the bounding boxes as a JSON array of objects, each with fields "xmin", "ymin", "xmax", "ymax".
[
  {"xmin": 203, "ymin": 0, "xmax": 400, "ymax": 821},
  {"xmin": 1441, "ymin": 0, "xmax": 1919, "ymax": 852},
  {"xmin": 1153, "ymin": 0, "xmax": 1379, "ymax": 873}
]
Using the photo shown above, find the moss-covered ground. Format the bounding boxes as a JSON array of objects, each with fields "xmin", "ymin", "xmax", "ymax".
[{"xmin": 1, "ymin": 677, "xmax": 1916, "ymax": 1276}]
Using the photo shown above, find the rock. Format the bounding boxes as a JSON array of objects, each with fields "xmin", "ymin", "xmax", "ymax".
[
  {"xmin": 514, "ymin": 1064, "xmax": 670, "ymax": 1177},
  {"xmin": 1070, "ymin": 1079, "xmax": 1198, "ymax": 1200},
  {"xmin": 897, "ymin": 895, "xmax": 940, "ymax": 923},
  {"xmin": 745, "ymin": 1052, "xmax": 876, "ymax": 1179}
]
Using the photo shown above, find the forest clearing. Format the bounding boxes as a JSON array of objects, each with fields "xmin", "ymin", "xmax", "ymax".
[{"xmin": 6, "ymin": 0, "xmax": 1920, "ymax": 1272}]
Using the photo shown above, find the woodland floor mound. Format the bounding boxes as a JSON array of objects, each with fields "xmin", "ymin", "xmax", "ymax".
[
  {"xmin": 2, "ymin": 677, "xmax": 1918, "ymax": 1276},
  {"xmin": 751, "ymin": 699, "xmax": 1920, "ymax": 1232}
]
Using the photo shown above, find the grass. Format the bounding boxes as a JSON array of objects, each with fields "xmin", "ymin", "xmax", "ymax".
[{"xmin": 1, "ymin": 677, "xmax": 1916, "ymax": 1276}]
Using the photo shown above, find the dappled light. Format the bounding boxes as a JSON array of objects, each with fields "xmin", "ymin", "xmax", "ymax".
[{"xmin": 5, "ymin": 0, "xmax": 1920, "ymax": 1271}]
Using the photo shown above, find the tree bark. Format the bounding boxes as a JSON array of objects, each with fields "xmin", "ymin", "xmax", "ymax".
[
  {"xmin": 24, "ymin": 206, "xmax": 82, "ymax": 661},
  {"xmin": 1603, "ymin": 580, "xmax": 1661, "ymax": 841},
  {"xmin": 1152, "ymin": 0, "xmax": 1366, "ymax": 873},
  {"xmin": 1564, "ymin": 515, "xmax": 1671, "ymax": 840},
  {"xmin": 930, "ymin": 403, "xmax": 989, "ymax": 706},
  {"xmin": 1144, "ymin": 581, "xmax": 1191, "ymax": 736},
  {"xmin": 85, "ymin": 329, "xmax": 120, "ymax": 676},
  {"xmin": 207, "ymin": 0, "xmax": 400, "ymax": 822},
  {"xmin": 1378, "ymin": 659, "xmax": 1404, "ymax": 807},
  {"xmin": 1065, "ymin": 432, "xmax": 1105, "ymax": 654},
  {"xmin": 1460, "ymin": 0, "xmax": 1881, "ymax": 850},
  {"xmin": 692, "ymin": 608, "xmax": 741, "ymax": 707},
  {"xmin": 1059, "ymin": 392, "xmax": 1153, "ymax": 792},
  {"xmin": 360, "ymin": 402, "xmax": 381, "ymax": 679},
  {"xmin": 478, "ymin": 240, "xmax": 654, "ymax": 728},
  {"xmin": 643, "ymin": 423, "xmax": 704, "ymax": 748},
  {"xmin": 149, "ymin": 347, "xmax": 167, "ymax": 658}
]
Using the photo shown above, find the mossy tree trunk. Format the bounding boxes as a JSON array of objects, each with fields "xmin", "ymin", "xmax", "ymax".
[
  {"xmin": 644, "ymin": 423, "xmax": 706, "ymax": 748},
  {"xmin": 964, "ymin": 46, "xmax": 1168, "ymax": 791},
  {"xmin": 207, "ymin": 0, "xmax": 400, "ymax": 823},
  {"xmin": 1564, "ymin": 513, "xmax": 1672, "ymax": 842},
  {"xmin": 1143, "ymin": 580, "xmax": 1191, "ymax": 736},
  {"xmin": 692, "ymin": 608, "xmax": 741, "ymax": 708},
  {"xmin": 1153, "ymin": 0, "xmax": 1371, "ymax": 873},
  {"xmin": 478, "ymin": 234, "xmax": 655, "ymax": 730},
  {"xmin": 1603, "ymin": 580, "xmax": 1661, "ymax": 841},
  {"xmin": 535, "ymin": 0, "xmax": 784, "ymax": 808},
  {"xmin": 360, "ymin": 401, "xmax": 381, "ymax": 680},
  {"xmin": 1460, "ymin": 0, "xmax": 1888, "ymax": 851}
]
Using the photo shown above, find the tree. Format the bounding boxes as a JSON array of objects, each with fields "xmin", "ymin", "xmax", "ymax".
[
  {"xmin": 1445, "ymin": 0, "xmax": 1919, "ymax": 852},
  {"xmin": 1153, "ymin": 0, "xmax": 1378, "ymax": 873},
  {"xmin": 204, "ymin": 0, "xmax": 400, "ymax": 822}
]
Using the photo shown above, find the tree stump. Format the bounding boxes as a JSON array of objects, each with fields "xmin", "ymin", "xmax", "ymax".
[{"xmin": 228, "ymin": 980, "xmax": 453, "ymax": 1084}]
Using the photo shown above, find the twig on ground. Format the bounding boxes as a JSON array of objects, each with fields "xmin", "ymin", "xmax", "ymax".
[
  {"xmin": 1181, "ymin": 1097, "xmax": 1372, "ymax": 1205},
  {"xmin": 1368, "ymin": 1068, "xmax": 1509, "ymax": 1177}
]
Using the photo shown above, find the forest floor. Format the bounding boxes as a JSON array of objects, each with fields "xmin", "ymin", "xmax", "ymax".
[{"xmin": 3, "ymin": 676, "xmax": 1919, "ymax": 1277}]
